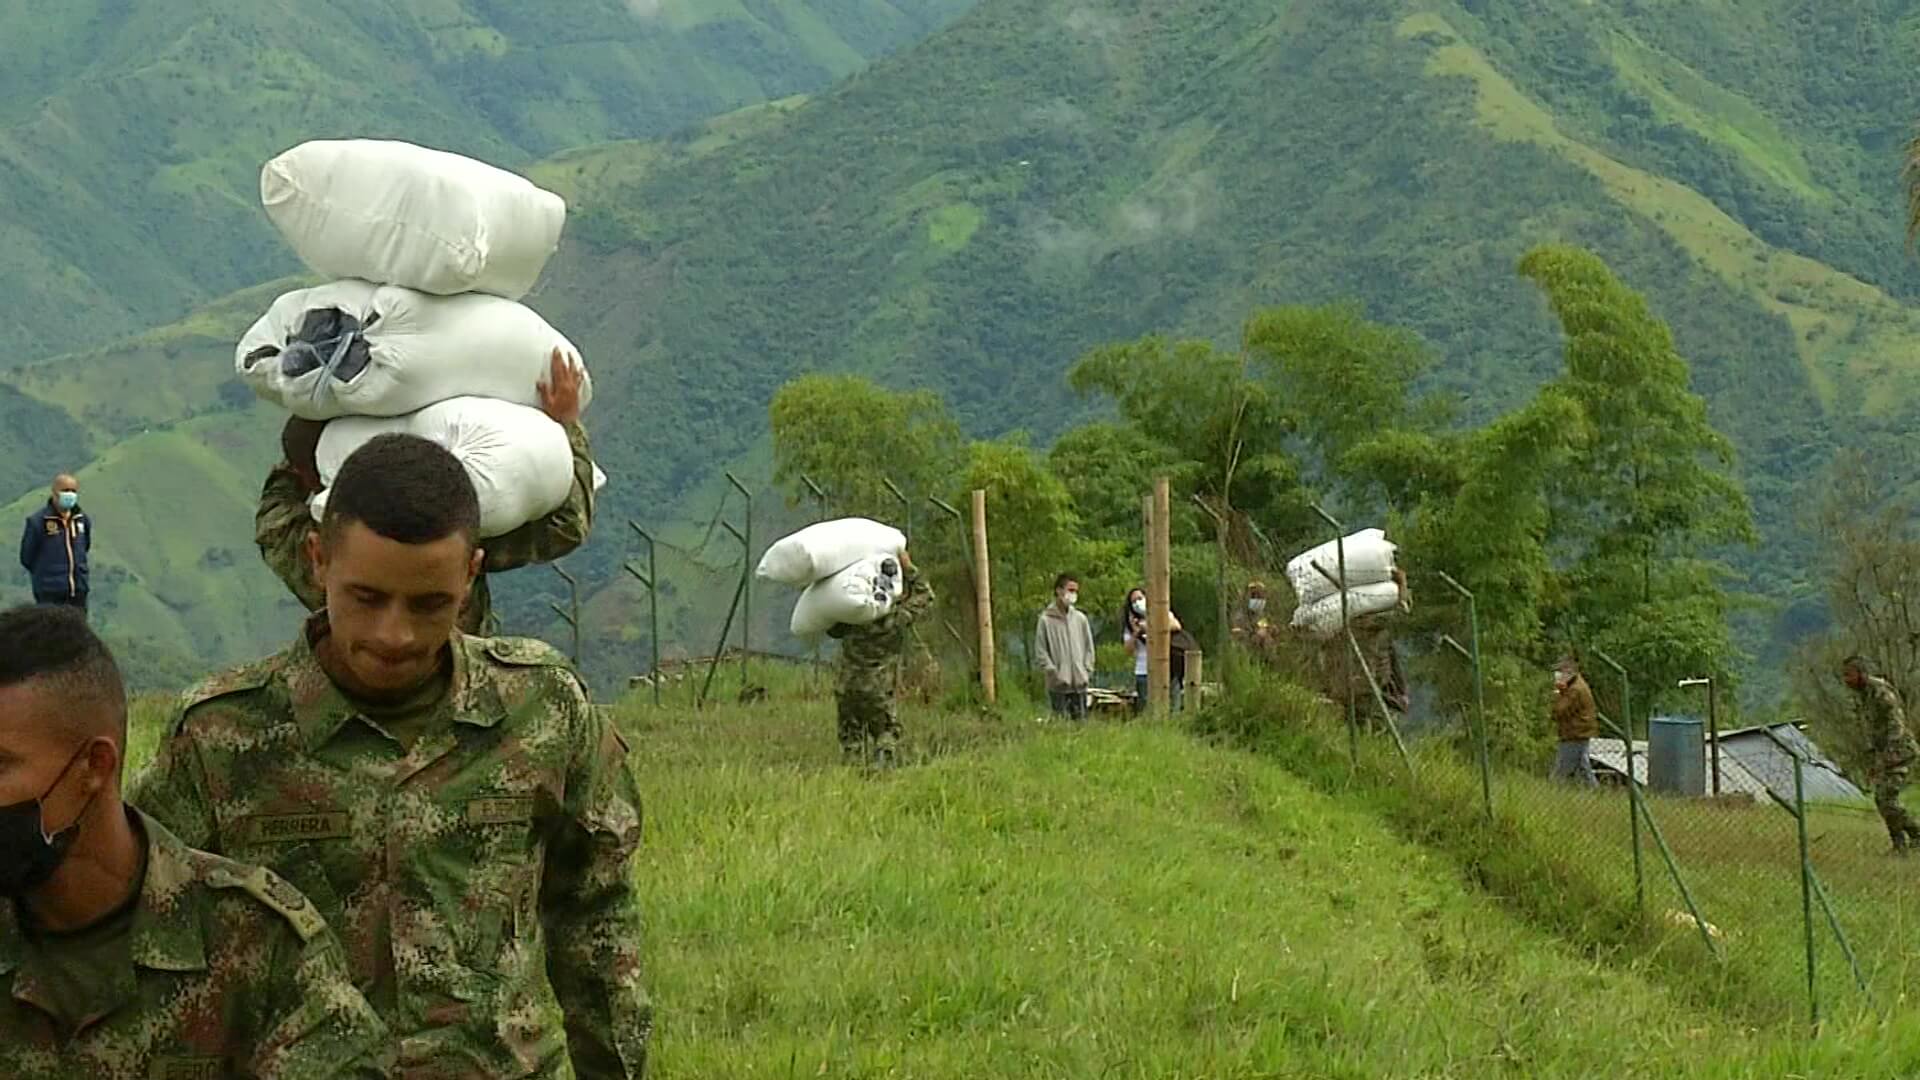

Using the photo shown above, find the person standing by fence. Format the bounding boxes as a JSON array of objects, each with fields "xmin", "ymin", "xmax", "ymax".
[
  {"xmin": 1550, "ymin": 654, "xmax": 1599, "ymax": 787},
  {"xmin": 1841, "ymin": 656, "xmax": 1920, "ymax": 855},
  {"xmin": 1038, "ymin": 574, "xmax": 1095, "ymax": 720}
]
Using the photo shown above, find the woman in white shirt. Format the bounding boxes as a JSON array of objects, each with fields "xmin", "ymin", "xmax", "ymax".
[{"xmin": 1121, "ymin": 587, "xmax": 1182, "ymax": 714}]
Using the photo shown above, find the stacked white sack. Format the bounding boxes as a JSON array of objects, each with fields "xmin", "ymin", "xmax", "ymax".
[
  {"xmin": 262, "ymin": 139, "xmax": 566, "ymax": 300},
  {"xmin": 307, "ymin": 398, "xmax": 573, "ymax": 539},
  {"xmin": 1285, "ymin": 528, "xmax": 1396, "ymax": 607},
  {"xmin": 758, "ymin": 518, "xmax": 907, "ymax": 587},
  {"xmin": 791, "ymin": 556, "xmax": 904, "ymax": 637},
  {"xmin": 1290, "ymin": 582, "xmax": 1405, "ymax": 639},
  {"xmin": 236, "ymin": 280, "xmax": 589, "ymax": 420}
]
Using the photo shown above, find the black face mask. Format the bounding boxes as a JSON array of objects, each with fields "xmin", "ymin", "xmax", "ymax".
[{"xmin": 0, "ymin": 743, "xmax": 96, "ymax": 899}]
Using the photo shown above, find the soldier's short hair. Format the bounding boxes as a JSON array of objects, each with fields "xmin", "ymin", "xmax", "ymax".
[
  {"xmin": 322, "ymin": 434, "xmax": 481, "ymax": 550},
  {"xmin": 1843, "ymin": 654, "xmax": 1871, "ymax": 674},
  {"xmin": 0, "ymin": 604, "xmax": 126, "ymax": 742}
]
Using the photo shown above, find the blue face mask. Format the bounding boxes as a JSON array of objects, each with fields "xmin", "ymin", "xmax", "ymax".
[{"xmin": 55, "ymin": 491, "xmax": 78, "ymax": 512}]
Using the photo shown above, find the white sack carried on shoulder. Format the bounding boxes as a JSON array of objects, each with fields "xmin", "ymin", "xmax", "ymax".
[
  {"xmin": 791, "ymin": 556, "xmax": 900, "ymax": 638},
  {"xmin": 236, "ymin": 280, "xmax": 588, "ymax": 420},
  {"xmin": 1286, "ymin": 528, "xmax": 1396, "ymax": 607},
  {"xmin": 262, "ymin": 139, "xmax": 566, "ymax": 299},
  {"xmin": 1290, "ymin": 582, "xmax": 1404, "ymax": 640},
  {"xmin": 308, "ymin": 397, "xmax": 576, "ymax": 539},
  {"xmin": 757, "ymin": 518, "xmax": 907, "ymax": 587}
]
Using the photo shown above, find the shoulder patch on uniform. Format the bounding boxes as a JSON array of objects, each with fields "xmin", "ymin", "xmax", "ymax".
[
  {"xmin": 180, "ymin": 657, "xmax": 281, "ymax": 713},
  {"xmin": 484, "ymin": 635, "xmax": 572, "ymax": 669},
  {"xmin": 212, "ymin": 864, "xmax": 328, "ymax": 943}
]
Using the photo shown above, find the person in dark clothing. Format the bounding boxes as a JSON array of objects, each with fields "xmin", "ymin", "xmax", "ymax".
[{"xmin": 19, "ymin": 474, "xmax": 90, "ymax": 614}]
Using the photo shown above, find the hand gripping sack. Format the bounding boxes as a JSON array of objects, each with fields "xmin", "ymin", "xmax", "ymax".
[
  {"xmin": 790, "ymin": 556, "xmax": 901, "ymax": 638},
  {"xmin": 262, "ymin": 139, "xmax": 567, "ymax": 299},
  {"xmin": 1285, "ymin": 528, "xmax": 1396, "ymax": 607},
  {"xmin": 236, "ymin": 280, "xmax": 589, "ymax": 420},
  {"xmin": 307, "ymin": 398, "xmax": 580, "ymax": 539},
  {"xmin": 757, "ymin": 518, "xmax": 907, "ymax": 587},
  {"xmin": 1289, "ymin": 582, "xmax": 1404, "ymax": 640}
]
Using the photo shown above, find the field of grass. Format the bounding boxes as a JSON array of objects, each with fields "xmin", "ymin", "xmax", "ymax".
[{"xmin": 126, "ymin": 677, "xmax": 1920, "ymax": 1076}]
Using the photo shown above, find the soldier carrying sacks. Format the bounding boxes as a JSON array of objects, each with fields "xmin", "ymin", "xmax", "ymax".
[
  {"xmin": 829, "ymin": 550, "xmax": 934, "ymax": 769},
  {"xmin": 134, "ymin": 433, "xmax": 650, "ymax": 1078},
  {"xmin": 0, "ymin": 605, "xmax": 388, "ymax": 1079}
]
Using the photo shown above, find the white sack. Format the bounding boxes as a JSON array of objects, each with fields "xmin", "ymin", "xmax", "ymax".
[
  {"xmin": 237, "ymin": 280, "xmax": 588, "ymax": 420},
  {"xmin": 791, "ymin": 556, "xmax": 899, "ymax": 637},
  {"xmin": 308, "ymin": 397, "xmax": 578, "ymax": 539},
  {"xmin": 262, "ymin": 139, "xmax": 566, "ymax": 299},
  {"xmin": 757, "ymin": 518, "xmax": 907, "ymax": 587},
  {"xmin": 1290, "ymin": 582, "xmax": 1404, "ymax": 640},
  {"xmin": 1285, "ymin": 528, "xmax": 1396, "ymax": 607}
]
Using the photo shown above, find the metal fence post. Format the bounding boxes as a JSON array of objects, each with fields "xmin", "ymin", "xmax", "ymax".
[
  {"xmin": 725, "ymin": 472, "xmax": 753, "ymax": 690},
  {"xmin": 883, "ymin": 477, "xmax": 912, "ymax": 545},
  {"xmin": 1438, "ymin": 571, "xmax": 1491, "ymax": 822},
  {"xmin": 625, "ymin": 522, "xmax": 660, "ymax": 708},
  {"xmin": 549, "ymin": 564, "xmax": 581, "ymax": 668},
  {"xmin": 1597, "ymin": 650, "xmax": 1644, "ymax": 918},
  {"xmin": 1794, "ymin": 751, "xmax": 1820, "ymax": 1030},
  {"xmin": 801, "ymin": 475, "xmax": 830, "ymax": 521},
  {"xmin": 1309, "ymin": 504, "xmax": 1356, "ymax": 764}
]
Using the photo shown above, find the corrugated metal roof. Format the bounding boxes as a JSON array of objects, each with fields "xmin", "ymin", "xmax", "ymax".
[{"xmin": 1588, "ymin": 724, "xmax": 1865, "ymax": 806}]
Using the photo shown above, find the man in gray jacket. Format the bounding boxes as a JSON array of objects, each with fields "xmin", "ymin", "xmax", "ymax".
[{"xmin": 1036, "ymin": 573, "xmax": 1096, "ymax": 720}]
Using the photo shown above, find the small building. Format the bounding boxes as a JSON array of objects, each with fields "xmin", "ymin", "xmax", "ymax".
[{"xmin": 1589, "ymin": 722, "xmax": 1866, "ymax": 806}]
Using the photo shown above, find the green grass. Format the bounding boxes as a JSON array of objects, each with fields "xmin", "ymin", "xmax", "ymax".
[{"xmin": 121, "ymin": 680, "xmax": 1920, "ymax": 1075}]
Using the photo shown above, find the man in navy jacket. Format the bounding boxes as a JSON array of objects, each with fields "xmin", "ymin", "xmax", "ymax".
[{"xmin": 19, "ymin": 474, "xmax": 90, "ymax": 613}]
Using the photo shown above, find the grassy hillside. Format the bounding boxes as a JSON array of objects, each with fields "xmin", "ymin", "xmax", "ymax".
[
  {"xmin": 14, "ymin": 0, "xmax": 1920, "ymax": 690},
  {"xmin": 0, "ymin": 0, "xmax": 973, "ymax": 360},
  {"xmin": 119, "ymin": 687, "xmax": 1920, "ymax": 1075}
]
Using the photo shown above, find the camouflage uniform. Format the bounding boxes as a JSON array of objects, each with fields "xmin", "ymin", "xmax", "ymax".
[
  {"xmin": 130, "ymin": 619, "xmax": 649, "ymax": 1078},
  {"xmin": 828, "ymin": 568, "xmax": 934, "ymax": 764},
  {"xmin": 256, "ymin": 422, "xmax": 598, "ymax": 636},
  {"xmin": 1855, "ymin": 675, "xmax": 1920, "ymax": 850},
  {"xmin": 0, "ymin": 808, "xmax": 389, "ymax": 1079},
  {"xmin": 1319, "ymin": 592, "xmax": 1410, "ymax": 721}
]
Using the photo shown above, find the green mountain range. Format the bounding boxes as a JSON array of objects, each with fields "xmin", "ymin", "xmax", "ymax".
[
  {"xmin": 0, "ymin": 0, "xmax": 972, "ymax": 360},
  {"xmin": 6, "ymin": 0, "xmax": 1920, "ymax": 693}
]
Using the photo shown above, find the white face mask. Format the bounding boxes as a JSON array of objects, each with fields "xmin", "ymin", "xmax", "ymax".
[
  {"xmin": 1131, "ymin": 598, "xmax": 1146, "ymax": 616},
  {"xmin": 1062, "ymin": 591, "xmax": 1078, "ymax": 609},
  {"xmin": 1248, "ymin": 598, "xmax": 1266, "ymax": 614}
]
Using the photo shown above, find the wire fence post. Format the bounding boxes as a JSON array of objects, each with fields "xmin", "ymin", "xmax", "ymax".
[
  {"xmin": 549, "ymin": 563, "xmax": 581, "ymax": 669},
  {"xmin": 801, "ymin": 475, "xmax": 830, "ymax": 521},
  {"xmin": 1794, "ymin": 749, "xmax": 1820, "ymax": 1031},
  {"xmin": 1193, "ymin": 496, "xmax": 1232, "ymax": 689},
  {"xmin": 1596, "ymin": 649, "xmax": 1644, "ymax": 918},
  {"xmin": 883, "ymin": 477, "xmax": 912, "ymax": 545},
  {"xmin": 1309, "ymin": 504, "xmax": 1356, "ymax": 765},
  {"xmin": 1437, "ymin": 571, "xmax": 1491, "ymax": 822},
  {"xmin": 725, "ymin": 472, "xmax": 753, "ymax": 692},
  {"xmin": 625, "ymin": 522, "xmax": 660, "ymax": 708}
]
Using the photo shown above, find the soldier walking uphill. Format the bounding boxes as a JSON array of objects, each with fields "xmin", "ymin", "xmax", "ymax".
[
  {"xmin": 1841, "ymin": 656, "xmax": 1920, "ymax": 855},
  {"xmin": 133, "ymin": 434, "xmax": 651, "ymax": 1078},
  {"xmin": 257, "ymin": 347, "xmax": 597, "ymax": 636},
  {"xmin": 829, "ymin": 552, "xmax": 934, "ymax": 769},
  {"xmin": 0, "ymin": 605, "xmax": 389, "ymax": 1079}
]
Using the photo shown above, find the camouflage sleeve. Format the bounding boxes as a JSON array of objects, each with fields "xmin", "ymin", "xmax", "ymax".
[
  {"xmin": 483, "ymin": 422, "xmax": 596, "ymax": 574},
  {"xmin": 256, "ymin": 463, "xmax": 325, "ymax": 613},
  {"xmin": 893, "ymin": 568, "xmax": 935, "ymax": 628},
  {"xmin": 542, "ymin": 674, "xmax": 650, "ymax": 1078},
  {"xmin": 248, "ymin": 930, "xmax": 393, "ymax": 1079},
  {"xmin": 127, "ymin": 716, "xmax": 220, "ymax": 851}
]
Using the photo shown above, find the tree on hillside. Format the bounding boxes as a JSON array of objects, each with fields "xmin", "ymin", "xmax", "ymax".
[
  {"xmin": 769, "ymin": 374, "xmax": 964, "ymax": 523},
  {"xmin": 1519, "ymin": 245, "xmax": 1757, "ymax": 717},
  {"xmin": 954, "ymin": 437, "xmax": 1095, "ymax": 671}
]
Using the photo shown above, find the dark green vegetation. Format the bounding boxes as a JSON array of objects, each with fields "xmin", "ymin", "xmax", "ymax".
[
  {"xmin": 6, "ymin": 0, "xmax": 1920, "ymax": 695},
  {"xmin": 0, "ymin": 0, "xmax": 973, "ymax": 358}
]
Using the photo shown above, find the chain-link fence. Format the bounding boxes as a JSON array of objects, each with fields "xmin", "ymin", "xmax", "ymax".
[{"xmin": 1201, "ymin": 507, "xmax": 1920, "ymax": 1032}]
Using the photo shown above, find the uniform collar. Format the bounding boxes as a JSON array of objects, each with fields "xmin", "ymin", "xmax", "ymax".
[
  {"xmin": 0, "ymin": 809, "xmax": 207, "ymax": 983},
  {"xmin": 283, "ymin": 614, "xmax": 501, "ymax": 752}
]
